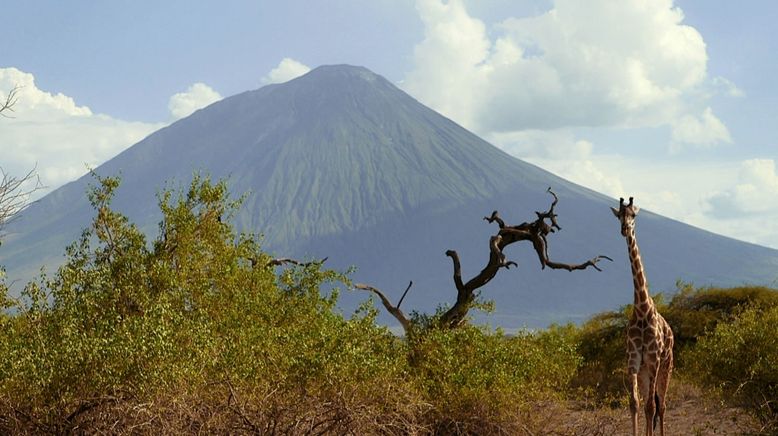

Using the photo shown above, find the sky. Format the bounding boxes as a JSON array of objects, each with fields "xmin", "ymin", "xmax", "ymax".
[{"xmin": 2, "ymin": 0, "xmax": 778, "ymax": 249}]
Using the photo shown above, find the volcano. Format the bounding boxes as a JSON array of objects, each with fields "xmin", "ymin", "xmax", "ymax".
[{"xmin": 3, "ymin": 65, "xmax": 777, "ymax": 328}]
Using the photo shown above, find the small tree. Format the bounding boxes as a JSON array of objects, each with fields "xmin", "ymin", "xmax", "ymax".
[{"xmin": 357, "ymin": 188, "xmax": 611, "ymax": 334}]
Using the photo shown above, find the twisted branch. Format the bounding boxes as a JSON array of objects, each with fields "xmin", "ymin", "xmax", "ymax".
[
  {"xmin": 438, "ymin": 187, "xmax": 610, "ymax": 328},
  {"xmin": 535, "ymin": 187, "xmax": 561, "ymax": 232},
  {"xmin": 483, "ymin": 210, "xmax": 506, "ymax": 228}
]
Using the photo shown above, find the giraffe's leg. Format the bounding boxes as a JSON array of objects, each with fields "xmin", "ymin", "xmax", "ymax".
[
  {"xmin": 641, "ymin": 363, "xmax": 659, "ymax": 436},
  {"xmin": 628, "ymin": 348, "xmax": 642, "ymax": 436},
  {"xmin": 655, "ymin": 353, "xmax": 674, "ymax": 436},
  {"xmin": 629, "ymin": 371, "xmax": 640, "ymax": 436}
]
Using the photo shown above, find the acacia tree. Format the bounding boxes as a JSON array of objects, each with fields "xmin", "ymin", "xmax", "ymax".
[{"xmin": 357, "ymin": 188, "xmax": 611, "ymax": 333}]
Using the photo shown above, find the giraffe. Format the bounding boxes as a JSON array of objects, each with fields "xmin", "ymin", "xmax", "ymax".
[{"xmin": 611, "ymin": 197, "xmax": 674, "ymax": 436}]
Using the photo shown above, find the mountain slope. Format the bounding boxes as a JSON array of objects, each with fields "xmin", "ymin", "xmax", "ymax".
[{"xmin": 3, "ymin": 65, "xmax": 777, "ymax": 327}]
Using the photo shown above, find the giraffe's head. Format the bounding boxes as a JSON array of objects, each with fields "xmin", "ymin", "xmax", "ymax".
[{"xmin": 611, "ymin": 197, "xmax": 640, "ymax": 237}]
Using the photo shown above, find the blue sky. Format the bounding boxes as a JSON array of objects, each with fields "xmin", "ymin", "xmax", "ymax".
[{"xmin": 2, "ymin": 0, "xmax": 778, "ymax": 248}]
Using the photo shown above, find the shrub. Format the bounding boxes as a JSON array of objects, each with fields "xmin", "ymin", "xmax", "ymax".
[
  {"xmin": 687, "ymin": 304, "xmax": 778, "ymax": 432},
  {"xmin": 570, "ymin": 306, "xmax": 630, "ymax": 404},
  {"xmin": 664, "ymin": 282, "xmax": 778, "ymax": 367},
  {"xmin": 0, "ymin": 174, "xmax": 421, "ymax": 433},
  {"xmin": 408, "ymin": 323, "xmax": 581, "ymax": 433}
]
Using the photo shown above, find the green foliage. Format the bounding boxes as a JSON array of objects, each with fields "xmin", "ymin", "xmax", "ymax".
[
  {"xmin": 570, "ymin": 306, "xmax": 630, "ymax": 403},
  {"xmin": 664, "ymin": 281, "xmax": 778, "ymax": 363},
  {"xmin": 411, "ymin": 325, "xmax": 579, "ymax": 398},
  {"xmin": 408, "ymin": 323, "xmax": 581, "ymax": 432},
  {"xmin": 0, "ymin": 174, "xmax": 412, "ymax": 431},
  {"xmin": 687, "ymin": 304, "xmax": 778, "ymax": 431}
]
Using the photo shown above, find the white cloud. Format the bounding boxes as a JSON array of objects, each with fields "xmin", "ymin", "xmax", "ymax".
[
  {"xmin": 710, "ymin": 76, "xmax": 745, "ymax": 98},
  {"xmin": 261, "ymin": 58, "xmax": 311, "ymax": 85},
  {"xmin": 0, "ymin": 67, "xmax": 163, "ymax": 193},
  {"xmin": 670, "ymin": 107, "xmax": 732, "ymax": 150},
  {"xmin": 540, "ymin": 157, "xmax": 626, "ymax": 199},
  {"xmin": 693, "ymin": 159, "xmax": 778, "ymax": 248},
  {"xmin": 403, "ymin": 0, "xmax": 731, "ymax": 151},
  {"xmin": 403, "ymin": 0, "xmax": 491, "ymax": 129},
  {"xmin": 706, "ymin": 159, "xmax": 778, "ymax": 218},
  {"xmin": 168, "ymin": 82, "xmax": 222, "ymax": 120},
  {"xmin": 562, "ymin": 156, "xmax": 778, "ymax": 250},
  {"xmin": 489, "ymin": 129, "xmax": 592, "ymax": 160},
  {"xmin": 0, "ymin": 68, "xmax": 92, "ymax": 120},
  {"xmin": 489, "ymin": 130, "xmax": 624, "ymax": 198}
]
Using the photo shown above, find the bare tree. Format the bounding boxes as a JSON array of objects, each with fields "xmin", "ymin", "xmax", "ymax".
[
  {"xmin": 0, "ymin": 85, "xmax": 21, "ymax": 118},
  {"xmin": 0, "ymin": 86, "xmax": 44, "ymax": 234},
  {"xmin": 0, "ymin": 168, "xmax": 43, "ymax": 233},
  {"xmin": 357, "ymin": 188, "xmax": 611, "ymax": 334}
]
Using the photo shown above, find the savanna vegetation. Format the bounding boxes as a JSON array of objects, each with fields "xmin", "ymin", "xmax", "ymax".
[{"xmin": 0, "ymin": 175, "xmax": 776, "ymax": 434}]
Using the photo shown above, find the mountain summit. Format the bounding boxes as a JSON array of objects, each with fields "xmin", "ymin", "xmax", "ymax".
[{"xmin": 3, "ymin": 65, "xmax": 777, "ymax": 327}]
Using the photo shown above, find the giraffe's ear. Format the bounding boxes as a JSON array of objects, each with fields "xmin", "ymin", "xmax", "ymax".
[
  {"xmin": 632, "ymin": 206, "xmax": 640, "ymax": 215},
  {"xmin": 610, "ymin": 207, "xmax": 620, "ymax": 217}
]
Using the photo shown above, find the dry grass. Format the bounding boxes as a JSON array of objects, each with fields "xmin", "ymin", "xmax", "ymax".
[
  {"xmin": 0, "ymin": 381, "xmax": 430, "ymax": 435},
  {"xmin": 521, "ymin": 379, "xmax": 761, "ymax": 436},
  {"xmin": 2, "ymin": 379, "xmax": 762, "ymax": 435}
]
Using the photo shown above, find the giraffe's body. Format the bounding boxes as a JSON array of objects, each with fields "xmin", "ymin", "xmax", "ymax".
[{"xmin": 612, "ymin": 198, "xmax": 674, "ymax": 436}]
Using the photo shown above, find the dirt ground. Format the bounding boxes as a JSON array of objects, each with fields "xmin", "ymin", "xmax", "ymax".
[{"xmin": 524, "ymin": 380, "xmax": 762, "ymax": 435}]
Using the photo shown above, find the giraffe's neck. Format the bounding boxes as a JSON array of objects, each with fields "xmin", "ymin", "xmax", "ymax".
[{"xmin": 625, "ymin": 228, "xmax": 652, "ymax": 308}]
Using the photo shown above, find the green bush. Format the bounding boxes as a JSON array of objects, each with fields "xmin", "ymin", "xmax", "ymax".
[
  {"xmin": 664, "ymin": 282, "xmax": 778, "ymax": 367},
  {"xmin": 687, "ymin": 304, "xmax": 778, "ymax": 431},
  {"xmin": 408, "ymin": 323, "xmax": 581, "ymax": 433},
  {"xmin": 0, "ymin": 174, "xmax": 419, "ymax": 432},
  {"xmin": 570, "ymin": 306, "xmax": 630, "ymax": 403}
]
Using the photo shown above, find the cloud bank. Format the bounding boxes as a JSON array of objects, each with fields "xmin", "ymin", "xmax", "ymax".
[
  {"xmin": 0, "ymin": 68, "xmax": 163, "ymax": 192},
  {"xmin": 404, "ymin": 0, "xmax": 731, "ymax": 150}
]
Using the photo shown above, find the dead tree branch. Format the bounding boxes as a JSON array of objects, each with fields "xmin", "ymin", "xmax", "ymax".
[
  {"xmin": 0, "ymin": 85, "xmax": 20, "ymax": 118},
  {"xmin": 225, "ymin": 379, "xmax": 261, "ymax": 433},
  {"xmin": 396, "ymin": 280, "xmax": 413, "ymax": 308},
  {"xmin": 0, "ymin": 88, "xmax": 45, "ymax": 235},
  {"xmin": 437, "ymin": 187, "xmax": 610, "ymax": 328},
  {"xmin": 354, "ymin": 282, "xmax": 413, "ymax": 332},
  {"xmin": 360, "ymin": 188, "xmax": 610, "ymax": 333},
  {"xmin": 263, "ymin": 256, "xmax": 328, "ymax": 268},
  {"xmin": 0, "ymin": 166, "xmax": 44, "ymax": 233}
]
